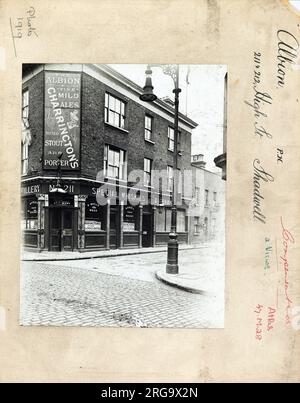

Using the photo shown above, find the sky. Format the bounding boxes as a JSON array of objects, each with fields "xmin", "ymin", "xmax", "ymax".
[{"xmin": 109, "ymin": 64, "xmax": 227, "ymax": 173}]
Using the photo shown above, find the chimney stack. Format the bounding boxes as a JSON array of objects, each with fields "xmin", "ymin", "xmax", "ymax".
[{"xmin": 191, "ymin": 154, "xmax": 206, "ymax": 169}]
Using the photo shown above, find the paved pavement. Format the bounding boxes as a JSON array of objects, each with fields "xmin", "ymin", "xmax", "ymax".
[
  {"xmin": 21, "ymin": 244, "xmax": 209, "ymax": 261},
  {"xmin": 20, "ymin": 248, "xmax": 224, "ymax": 328}
]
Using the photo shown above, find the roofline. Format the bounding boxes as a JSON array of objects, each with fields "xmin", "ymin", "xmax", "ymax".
[
  {"xmin": 22, "ymin": 63, "xmax": 198, "ymax": 130},
  {"xmin": 96, "ymin": 64, "xmax": 198, "ymax": 129},
  {"xmin": 191, "ymin": 164, "xmax": 223, "ymax": 177}
]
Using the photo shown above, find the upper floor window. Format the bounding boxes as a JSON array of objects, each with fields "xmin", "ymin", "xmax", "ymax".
[
  {"xmin": 176, "ymin": 169, "xmax": 183, "ymax": 199},
  {"xmin": 145, "ymin": 115, "xmax": 153, "ymax": 142},
  {"xmin": 21, "ymin": 89, "xmax": 30, "ymax": 175},
  {"xmin": 194, "ymin": 216, "xmax": 201, "ymax": 234},
  {"xmin": 195, "ymin": 187, "xmax": 200, "ymax": 205},
  {"xmin": 105, "ymin": 93, "xmax": 126, "ymax": 129},
  {"xmin": 22, "ymin": 90, "xmax": 29, "ymax": 122},
  {"xmin": 167, "ymin": 165, "xmax": 174, "ymax": 191},
  {"xmin": 144, "ymin": 158, "xmax": 152, "ymax": 187},
  {"xmin": 104, "ymin": 144, "xmax": 127, "ymax": 180},
  {"xmin": 177, "ymin": 131, "xmax": 182, "ymax": 154},
  {"xmin": 168, "ymin": 127, "xmax": 175, "ymax": 151},
  {"xmin": 205, "ymin": 189, "xmax": 209, "ymax": 206},
  {"xmin": 213, "ymin": 191, "xmax": 217, "ymax": 207}
]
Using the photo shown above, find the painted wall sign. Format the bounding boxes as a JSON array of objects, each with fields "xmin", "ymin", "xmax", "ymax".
[
  {"xmin": 123, "ymin": 222, "xmax": 135, "ymax": 232},
  {"xmin": 27, "ymin": 198, "xmax": 38, "ymax": 218},
  {"xmin": 85, "ymin": 221, "xmax": 102, "ymax": 231},
  {"xmin": 21, "ymin": 184, "xmax": 41, "ymax": 195},
  {"xmin": 124, "ymin": 205, "xmax": 136, "ymax": 223},
  {"xmin": 86, "ymin": 201, "xmax": 99, "ymax": 219},
  {"xmin": 44, "ymin": 71, "xmax": 81, "ymax": 170},
  {"xmin": 48, "ymin": 183, "xmax": 75, "ymax": 194}
]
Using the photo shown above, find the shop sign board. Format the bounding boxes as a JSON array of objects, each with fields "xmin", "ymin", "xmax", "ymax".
[{"xmin": 44, "ymin": 71, "xmax": 81, "ymax": 170}]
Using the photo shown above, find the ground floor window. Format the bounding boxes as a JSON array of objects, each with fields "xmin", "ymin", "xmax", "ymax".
[
  {"xmin": 156, "ymin": 208, "xmax": 165, "ymax": 232},
  {"xmin": 123, "ymin": 205, "xmax": 139, "ymax": 231},
  {"xmin": 177, "ymin": 210, "xmax": 186, "ymax": 232},
  {"xmin": 194, "ymin": 216, "xmax": 201, "ymax": 234},
  {"xmin": 21, "ymin": 196, "xmax": 38, "ymax": 229},
  {"xmin": 211, "ymin": 217, "xmax": 216, "ymax": 237},
  {"xmin": 155, "ymin": 208, "xmax": 187, "ymax": 232},
  {"xmin": 85, "ymin": 196, "xmax": 106, "ymax": 231}
]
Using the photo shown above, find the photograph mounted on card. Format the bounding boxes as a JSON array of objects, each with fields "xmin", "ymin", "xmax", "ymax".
[
  {"xmin": 1, "ymin": 0, "xmax": 300, "ymax": 384},
  {"xmin": 20, "ymin": 63, "xmax": 227, "ymax": 328}
]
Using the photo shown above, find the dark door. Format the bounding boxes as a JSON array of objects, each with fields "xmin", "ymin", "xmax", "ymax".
[
  {"xmin": 49, "ymin": 208, "xmax": 61, "ymax": 251},
  {"xmin": 110, "ymin": 207, "xmax": 120, "ymax": 249},
  {"xmin": 49, "ymin": 208, "xmax": 74, "ymax": 251},
  {"xmin": 142, "ymin": 214, "xmax": 153, "ymax": 247},
  {"xmin": 61, "ymin": 209, "xmax": 74, "ymax": 251}
]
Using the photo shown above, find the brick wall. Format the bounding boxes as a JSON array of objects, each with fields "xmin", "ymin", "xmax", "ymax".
[
  {"xmin": 81, "ymin": 72, "xmax": 192, "ymax": 180},
  {"xmin": 23, "ymin": 71, "xmax": 44, "ymax": 176}
]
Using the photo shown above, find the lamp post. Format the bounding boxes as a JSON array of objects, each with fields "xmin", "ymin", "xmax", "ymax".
[{"xmin": 140, "ymin": 64, "xmax": 181, "ymax": 274}]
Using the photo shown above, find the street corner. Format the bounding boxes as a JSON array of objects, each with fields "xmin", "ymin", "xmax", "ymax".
[{"xmin": 155, "ymin": 269, "xmax": 208, "ymax": 295}]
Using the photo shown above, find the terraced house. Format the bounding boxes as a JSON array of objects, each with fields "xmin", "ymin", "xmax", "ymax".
[{"xmin": 21, "ymin": 64, "xmax": 198, "ymax": 252}]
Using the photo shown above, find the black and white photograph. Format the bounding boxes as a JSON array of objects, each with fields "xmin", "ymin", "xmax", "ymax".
[{"xmin": 20, "ymin": 63, "xmax": 227, "ymax": 328}]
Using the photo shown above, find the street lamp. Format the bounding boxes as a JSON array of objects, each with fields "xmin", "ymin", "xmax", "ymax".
[
  {"xmin": 140, "ymin": 64, "xmax": 181, "ymax": 274},
  {"xmin": 50, "ymin": 151, "xmax": 67, "ymax": 193}
]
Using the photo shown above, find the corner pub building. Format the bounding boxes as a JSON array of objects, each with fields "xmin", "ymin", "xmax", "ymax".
[{"xmin": 21, "ymin": 64, "xmax": 198, "ymax": 252}]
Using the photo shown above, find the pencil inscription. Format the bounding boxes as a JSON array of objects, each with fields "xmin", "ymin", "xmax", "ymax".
[{"xmin": 9, "ymin": 6, "xmax": 38, "ymax": 57}]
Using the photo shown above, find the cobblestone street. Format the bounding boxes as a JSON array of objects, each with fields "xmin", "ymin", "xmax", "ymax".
[{"xmin": 20, "ymin": 248, "xmax": 224, "ymax": 328}]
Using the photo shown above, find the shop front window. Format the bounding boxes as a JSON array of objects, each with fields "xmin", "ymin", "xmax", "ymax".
[
  {"xmin": 123, "ymin": 205, "xmax": 139, "ymax": 232},
  {"xmin": 155, "ymin": 208, "xmax": 165, "ymax": 232},
  {"xmin": 85, "ymin": 196, "xmax": 105, "ymax": 231},
  {"xmin": 177, "ymin": 210, "xmax": 186, "ymax": 232},
  {"xmin": 165, "ymin": 208, "xmax": 172, "ymax": 232},
  {"xmin": 155, "ymin": 208, "xmax": 187, "ymax": 233},
  {"xmin": 22, "ymin": 196, "xmax": 38, "ymax": 230}
]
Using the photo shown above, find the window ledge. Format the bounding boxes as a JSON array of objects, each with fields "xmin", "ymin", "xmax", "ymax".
[
  {"xmin": 105, "ymin": 121, "xmax": 129, "ymax": 134},
  {"xmin": 104, "ymin": 176, "xmax": 127, "ymax": 183},
  {"xmin": 122, "ymin": 230, "xmax": 139, "ymax": 233},
  {"xmin": 145, "ymin": 139, "xmax": 155, "ymax": 145},
  {"xmin": 85, "ymin": 230, "xmax": 106, "ymax": 233}
]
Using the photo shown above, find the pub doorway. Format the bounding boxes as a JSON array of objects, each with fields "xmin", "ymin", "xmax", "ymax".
[
  {"xmin": 109, "ymin": 206, "xmax": 120, "ymax": 249},
  {"xmin": 48, "ymin": 195, "xmax": 75, "ymax": 251},
  {"xmin": 142, "ymin": 213, "xmax": 153, "ymax": 247},
  {"xmin": 49, "ymin": 208, "xmax": 74, "ymax": 251}
]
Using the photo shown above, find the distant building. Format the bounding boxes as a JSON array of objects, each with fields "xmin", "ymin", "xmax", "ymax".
[
  {"xmin": 21, "ymin": 64, "xmax": 198, "ymax": 252},
  {"xmin": 214, "ymin": 72, "xmax": 227, "ymax": 180},
  {"xmin": 190, "ymin": 154, "xmax": 225, "ymax": 243}
]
